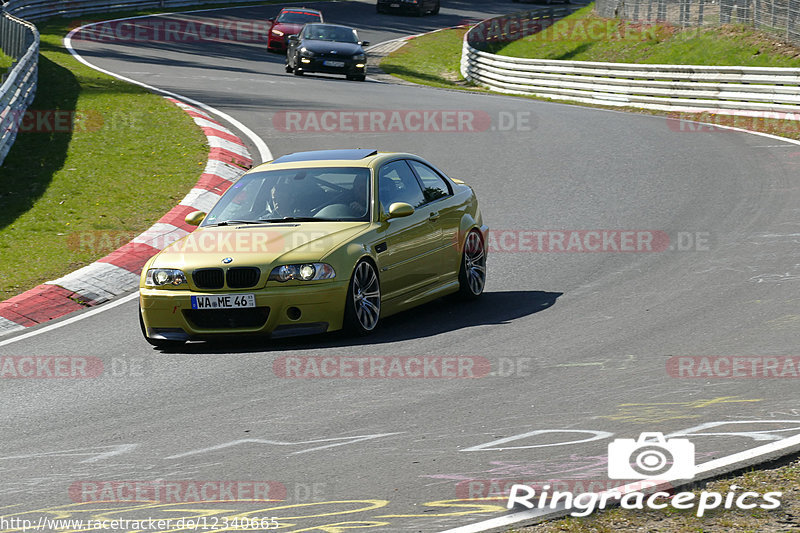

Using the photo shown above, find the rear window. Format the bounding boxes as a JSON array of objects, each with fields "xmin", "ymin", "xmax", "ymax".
[{"xmin": 276, "ymin": 10, "xmax": 322, "ymax": 24}]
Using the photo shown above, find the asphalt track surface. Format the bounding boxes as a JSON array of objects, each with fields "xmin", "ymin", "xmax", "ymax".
[{"xmin": 2, "ymin": 1, "xmax": 800, "ymax": 531}]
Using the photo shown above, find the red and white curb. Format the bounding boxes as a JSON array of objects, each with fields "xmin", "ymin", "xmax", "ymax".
[{"xmin": 0, "ymin": 98, "xmax": 251, "ymax": 336}]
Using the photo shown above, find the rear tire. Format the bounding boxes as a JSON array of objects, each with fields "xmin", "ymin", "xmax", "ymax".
[
  {"xmin": 343, "ymin": 260, "xmax": 381, "ymax": 335},
  {"xmin": 457, "ymin": 230, "xmax": 486, "ymax": 299},
  {"xmin": 432, "ymin": 0, "xmax": 440, "ymax": 14}
]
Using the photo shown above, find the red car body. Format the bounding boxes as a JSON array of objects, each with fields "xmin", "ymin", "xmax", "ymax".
[{"xmin": 267, "ymin": 8, "xmax": 324, "ymax": 53}]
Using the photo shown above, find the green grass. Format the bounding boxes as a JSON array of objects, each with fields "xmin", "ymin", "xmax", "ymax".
[
  {"xmin": 0, "ymin": 0, "xmax": 309, "ymax": 302},
  {"xmin": 0, "ymin": 49, "xmax": 13, "ymax": 78},
  {"xmin": 379, "ymin": 7, "xmax": 800, "ymax": 143},
  {"xmin": 496, "ymin": 5, "xmax": 800, "ymax": 67},
  {"xmin": 379, "ymin": 28, "xmax": 479, "ymax": 89},
  {"xmin": 0, "ymin": 19, "xmax": 208, "ymax": 301}
]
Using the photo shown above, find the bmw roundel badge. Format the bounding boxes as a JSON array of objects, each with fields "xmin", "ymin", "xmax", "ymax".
[{"xmin": 222, "ymin": 257, "xmax": 233, "ymax": 264}]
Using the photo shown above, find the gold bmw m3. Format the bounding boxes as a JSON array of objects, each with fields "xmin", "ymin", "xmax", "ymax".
[{"xmin": 138, "ymin": 149, "xmax": 488, "ymax": 347}]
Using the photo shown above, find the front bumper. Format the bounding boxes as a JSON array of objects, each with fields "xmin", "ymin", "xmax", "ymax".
[
  {"xmin": 296, "ymin": 57, "xmax": 366, "ymax": 76},
  {"xmin": 378, "ymin": 1, "xmax": 424, "ymax": 13},
  {"xmin": 140, "ymin": 280, "xmax": 349, "ymax": 341},
  {"xmin": 267, "ymin": 35, "xmax": 287, "ymax": 51}
]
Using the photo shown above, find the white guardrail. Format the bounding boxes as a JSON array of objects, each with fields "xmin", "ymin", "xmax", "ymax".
[
  {"xmin": 0, "ymin": 0, "xmax": 255, "ymax": 167},
  {"xmin": 0, "ymin": 10, "xmax": 38, "ymax": 166},
  {"xmin": 461, "ymin": 6, "xmax": 800, "ymax": 115}
]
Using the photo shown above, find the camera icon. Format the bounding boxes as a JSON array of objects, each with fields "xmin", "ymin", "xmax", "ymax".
[{"xmin": 608, "ymin": 432, "xmax": 695, "ymax": 479}]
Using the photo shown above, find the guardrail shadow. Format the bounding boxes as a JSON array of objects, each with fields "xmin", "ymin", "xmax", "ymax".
[{"xmin": 0, "ymin": 52, "xmax": 76, "ymax": 231}]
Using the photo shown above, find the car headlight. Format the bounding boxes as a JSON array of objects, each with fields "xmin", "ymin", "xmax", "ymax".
[
  {"xmin": 272, "ymin": 29, "xmax": 284, "ymax": 36},
  {"xmin": 353, "ymin": 53, "xmax": 366, "ymax": 61},
  {"xmin": 300, "ymin": 47, "xmax": 315, "ymax": 57},
  {"xmin": 269, "ymin": 263, "xmax": 335, "ymax": 282},
  {"xmin": 145, "ymin": 268, "xmax": 187, "ymax": 287}
]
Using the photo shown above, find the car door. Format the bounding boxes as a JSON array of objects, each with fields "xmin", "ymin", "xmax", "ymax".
[
  {"xmin": 407, "ymin": 159, "xmax": 461, "ymax": 281},
  {"xmin": 374, "ymin": 159, "xmax": 442, "ymax": 302}
]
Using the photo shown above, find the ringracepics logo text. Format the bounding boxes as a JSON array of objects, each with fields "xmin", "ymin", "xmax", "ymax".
[{"xmin": 507, "ymin": 432, "xmax": 782, "ymax": 517}]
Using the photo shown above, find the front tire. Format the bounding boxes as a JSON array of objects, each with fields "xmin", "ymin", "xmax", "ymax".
[
  {"xmin": 432, "ymin": 0, "xmax": 440, "ymax": 14},
  {"xmin": 457, "ymin": 230, "xmax": 486, "ymax": 299},
  {"xmin": 343, "ymin": 260, "xmax": 381, "ymax": 335}
]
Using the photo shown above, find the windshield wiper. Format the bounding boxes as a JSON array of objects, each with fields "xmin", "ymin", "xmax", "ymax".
[
  {"xmin": 258, "ymin": 217, "xmax": 335, "ymax": 223},
  {"xmin": 207, "ymin": 220, "xmax": 263, "ymax": 226}
]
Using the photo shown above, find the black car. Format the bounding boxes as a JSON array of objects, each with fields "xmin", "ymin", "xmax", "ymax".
[
  {"xmin": 285, "ymin": 23, "xmax": 369, "ymax": 81},
  {"xmin": 376, "ymin": 0, "xmax": 440, "ymax": 15}
]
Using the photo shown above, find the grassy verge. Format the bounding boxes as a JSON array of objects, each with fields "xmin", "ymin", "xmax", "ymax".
[
  {"xmin": 379, "ymin": 28, "xmax": 478, "ymax": 89},
  {"xmin": 514, "ymin": 454, "xmax": 800, "ymax": 532},
  {"xmin": 379, "ymin": 7, "xmax": 800, "ymax": 143},
  {"xmin": 0, "ymin": 0, "xmax": 308, "ymax": 302},
  {"xmin": 497, "ymin": 5, "xmax": 800, "ymax": 67},
  {"xmin": 0, "ymin": 19, "xmax": 208, "ymax": 301},
  {"xmin": 0, "ymin": 49, "xmax": 13, "ymax": 78}
]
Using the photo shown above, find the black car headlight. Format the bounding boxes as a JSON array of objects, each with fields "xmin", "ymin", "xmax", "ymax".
[
  {"xmin": 353, "ymin": 53, "xmax": 366, "ymax": 61},
  {"xmin": 300, "ymin": 47, "xmax": 315, "ymax": 57},
  {"xmin": 269, "ymin": 263, "xmax": 335, "ymax": 282},
  {"xmin": 145, "ymin": 268, "xmax": 187, "ymax": 287}
]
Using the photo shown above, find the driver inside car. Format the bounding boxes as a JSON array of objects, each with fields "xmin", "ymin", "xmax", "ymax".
[{"xmin": 268, "ymin": 181, "xmax": 302, "ymax": 218}]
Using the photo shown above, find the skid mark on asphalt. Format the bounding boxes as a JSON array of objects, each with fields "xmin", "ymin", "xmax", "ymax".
[{"xmin": 598, "ymin": 396, "xmax": 763, "ymax": 423}]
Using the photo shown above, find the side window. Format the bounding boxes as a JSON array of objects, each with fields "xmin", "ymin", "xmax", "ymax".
[
  {"xmin": 408, "ymin": 160, "xmax": 451, "ymax": 203},
  {"xmin": 379, "ymin": 160, "xmax": 426, "ymax": 210}
]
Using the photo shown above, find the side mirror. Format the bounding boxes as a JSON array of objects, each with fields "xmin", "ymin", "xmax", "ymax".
[
  {"xmin": 267, "ymin": 18, "xmax": 275, "ymax": 23},
  {"xmin": 185, "ymin": 211, "xmax": 206, "ymax": 226},
  {"xmin": 288, "ymin": 34, "xmax": 299, "ymax": 42},
  {"xmin": 360, "ymin": 40, "xmax": 370, "ymax": 46},
  {"xmin": 386, "ymin": 202, "xmax": 414, "ymax": 220}
]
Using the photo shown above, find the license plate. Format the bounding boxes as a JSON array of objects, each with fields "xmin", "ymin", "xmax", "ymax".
[
  {"xmin": 191, "ymin": 294, "xmax": 256, "ymax": 310},
  {"xmin": 390, "ymin": 3, "xmax": 399, "ymax": 6},
  {"xmin": 324, "ymin": 60, "xmax": 345, "ymax": 67}
]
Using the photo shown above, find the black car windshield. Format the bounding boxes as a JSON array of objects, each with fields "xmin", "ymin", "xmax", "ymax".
[
  {"xmin": 203, "ymin": 167, "xmax": 371, "ymax": 226},
  {"xmin": 276, "ymin": 10, "xmax": 321, "ymax": 24},
  {"xmin": 302, "ymin": 24, "xmax": 359, "ymax": 43}
]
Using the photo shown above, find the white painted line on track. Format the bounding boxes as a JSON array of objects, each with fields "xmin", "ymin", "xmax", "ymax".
[
  {"xmin": 440, "ymin": 431, "xmax": 800, "ymax": 533},
  {"xmin": 64, "ymin": 10, "xmax": 272, "ymax": 163},
  {"xmin": 0, "ymin": 293, "xmax": 139, "ymax": 348}
]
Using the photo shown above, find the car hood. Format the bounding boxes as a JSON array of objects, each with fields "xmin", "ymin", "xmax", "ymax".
[
  {"xmin": 301, "ymin": 40, "xmax": 363, "ymax": 55},
  {"xmin": 272, "ymin": 22, "xmax": 304, "ymax": 34},
  {"xmin": 151, "ymin": 222, "xmax": 369, "ymax": 271}
]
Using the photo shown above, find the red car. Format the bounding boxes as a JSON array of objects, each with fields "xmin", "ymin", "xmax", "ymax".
[{"xmin": 267, "ymin": 8, "xmax": 324, "ymax": 53}]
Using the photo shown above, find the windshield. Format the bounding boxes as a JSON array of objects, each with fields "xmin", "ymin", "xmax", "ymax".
[
  {"xmin": 276, "ymin": 10, "xmax": 322, "ymax": 24},
  {"xmin": 302, "ymin": 24, "xmax": 359, "ymax": 44},
  {"xmin": 203, "ymin": 167, "xmax": 371, "ymax": 226}
]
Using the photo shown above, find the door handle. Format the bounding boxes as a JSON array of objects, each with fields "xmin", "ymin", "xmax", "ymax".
[{"xmin": 428, "ymin": 211, "xmax": 440, "ymax": 221}]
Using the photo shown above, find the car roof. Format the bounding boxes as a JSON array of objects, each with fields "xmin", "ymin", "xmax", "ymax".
[
  {"xmin": 250, "ymin": 150, "xmax": 424, "ymax": 172},
  {"xmin": 271, "ymin": 149, "xmax": 378, "ymax": 163},
  {"xmin": 303, "ymin": 23, "xmax": 356, "ymax": 31},
  {"xmin": 279, "ymin": 7, "xmax": 322, "ymax": 14}
]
